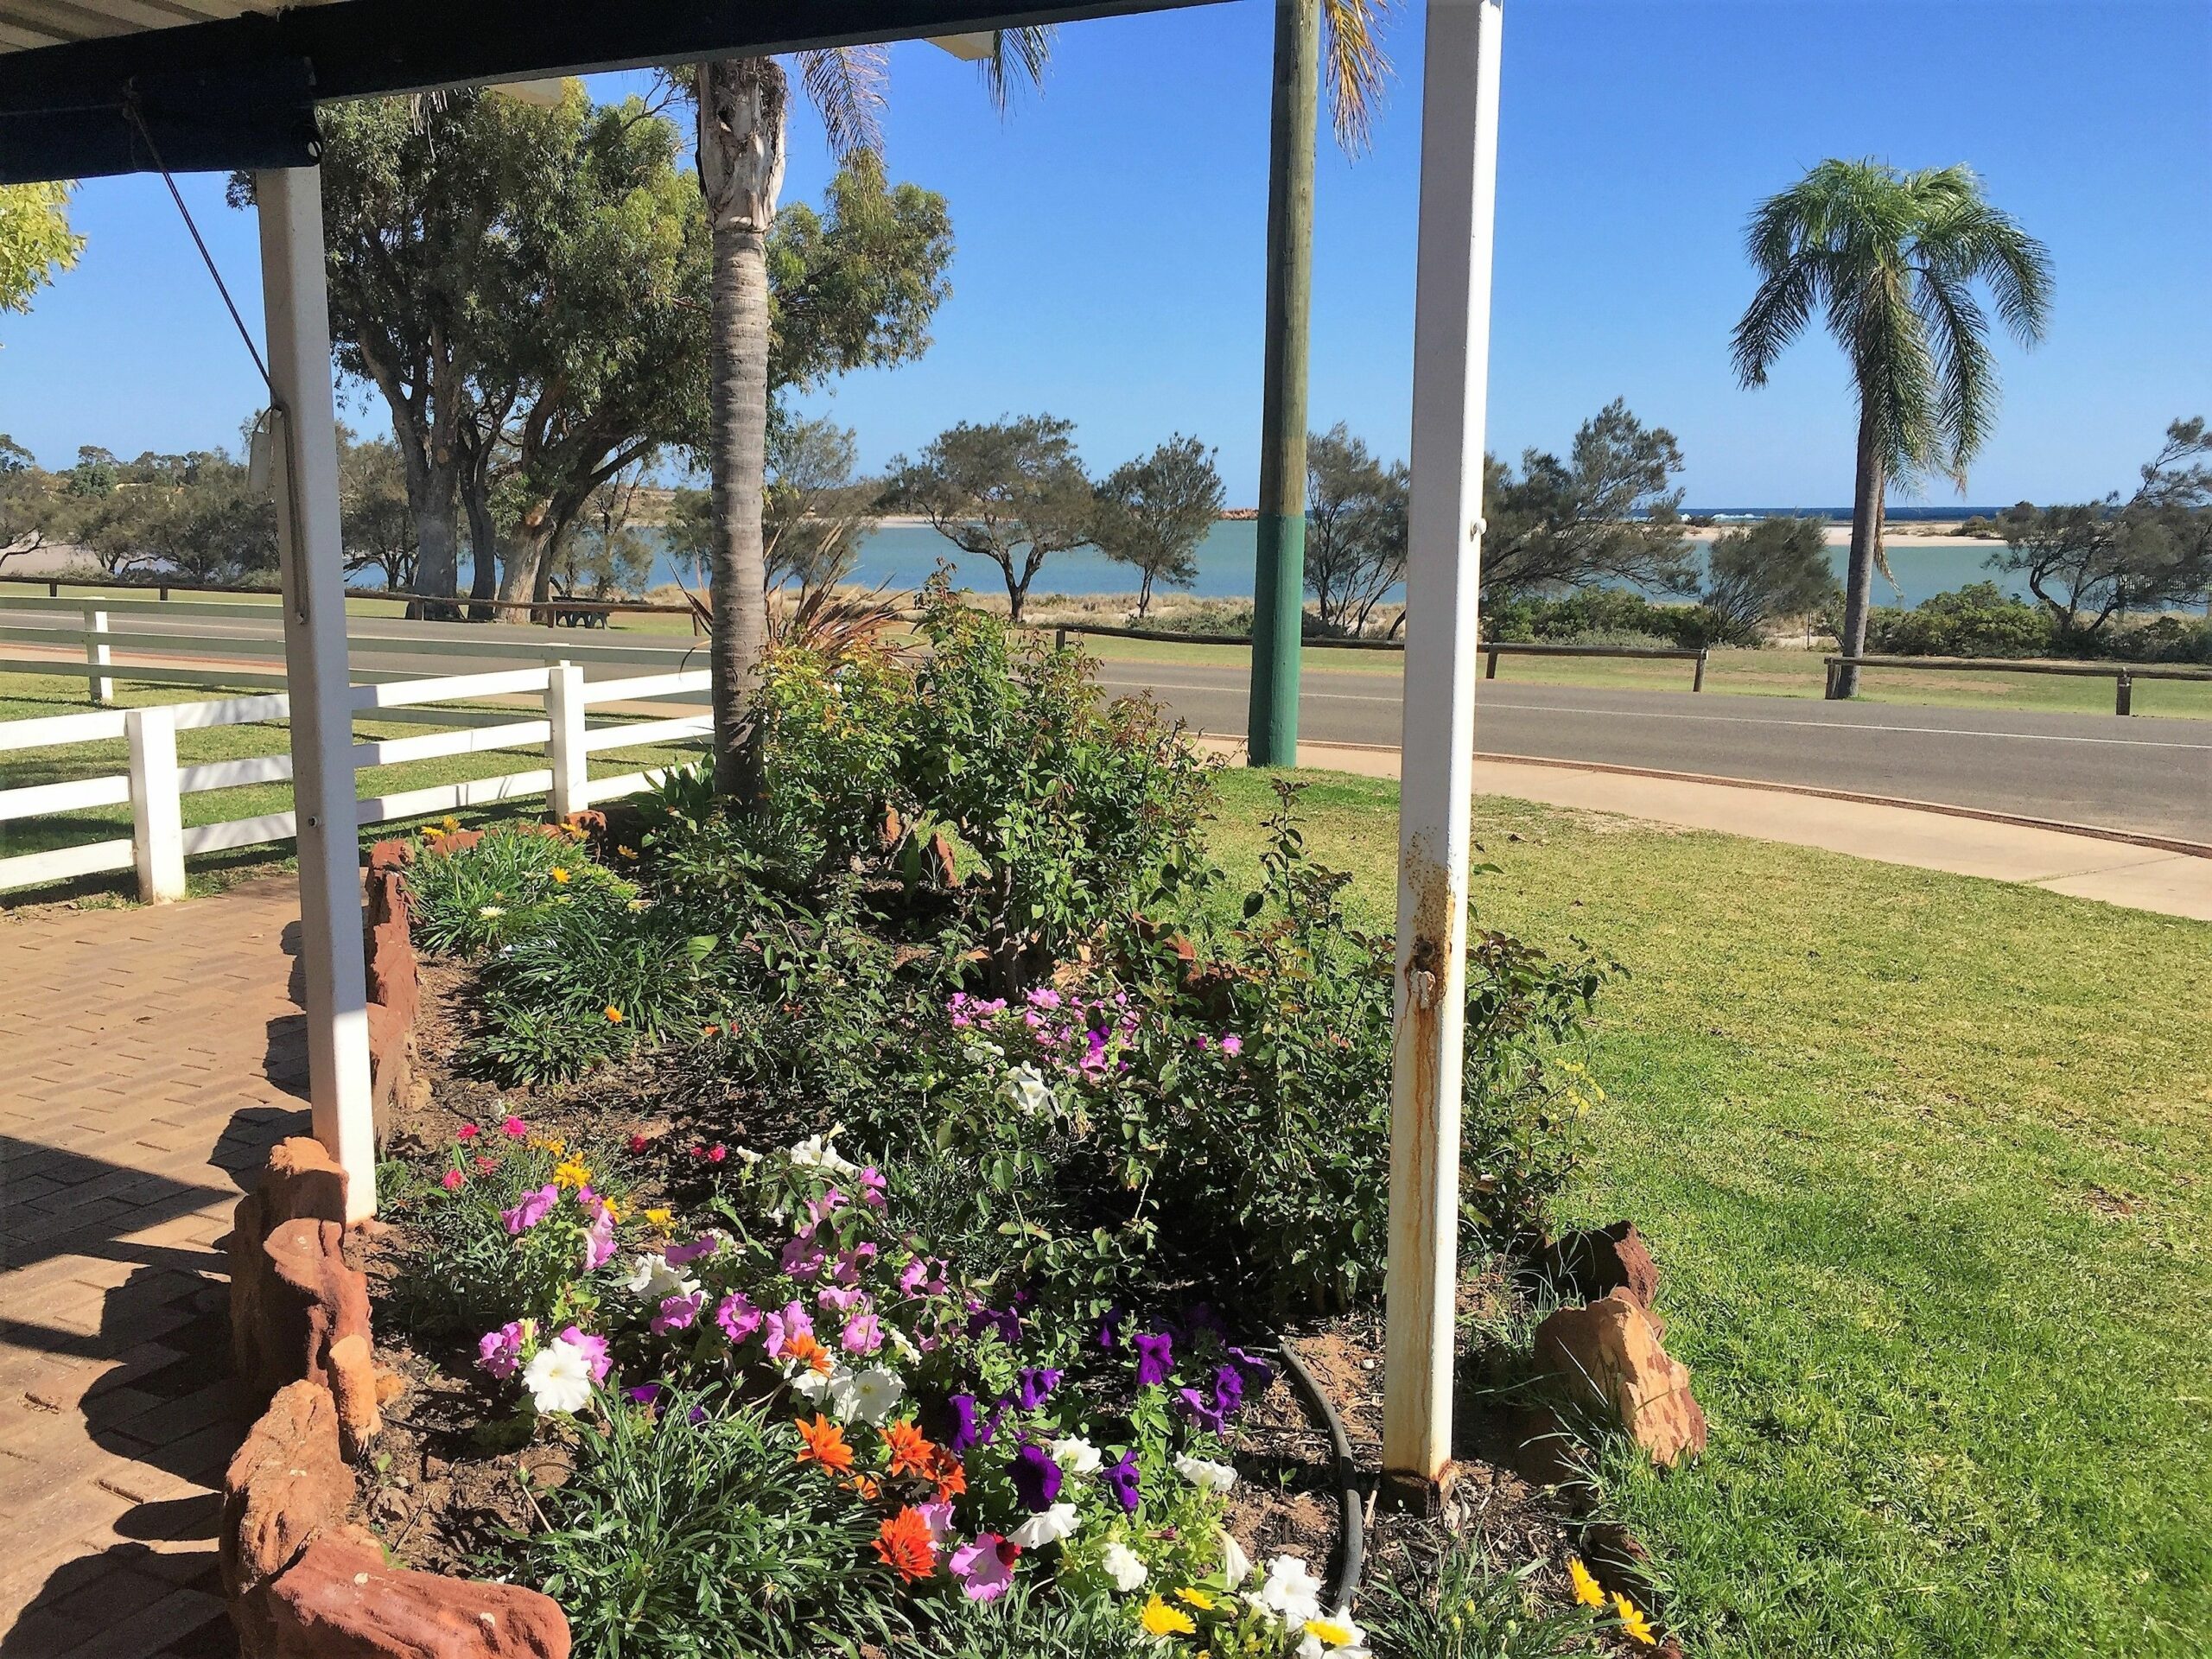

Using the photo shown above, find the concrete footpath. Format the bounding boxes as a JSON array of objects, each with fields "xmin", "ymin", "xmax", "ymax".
[{"xmin": 1198, "ymin": 737, "xmax": 2212, "ymax": 923}]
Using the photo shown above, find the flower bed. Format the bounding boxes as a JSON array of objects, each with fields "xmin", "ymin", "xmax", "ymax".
[{"xmin": 354, "ymin": 587, "xmax": 1693, "ymax": 1658}]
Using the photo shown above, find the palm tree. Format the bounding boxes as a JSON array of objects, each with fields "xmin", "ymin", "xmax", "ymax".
[
  {"xmin": 1248, "ymin": 0, "xmax": 1392, "ymax": 765},
  {"xmin": 1732, "ymin": 159, "xmax": 2051, "ymax": 697},
  {"xmin": 691, "ymin": 39, "xmax": 1049, "ymax": 798}
]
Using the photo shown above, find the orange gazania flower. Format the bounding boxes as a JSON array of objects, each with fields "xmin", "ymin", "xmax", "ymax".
[
  {"xmin": 849, "ymin": 1472, "xmax": 883, "ymax": 1502},
  {"xmin": 874, "ymin": 1507, "xmax": 938, "ymax": 1584},
  {"xmin": 794, "ymin": 1414, "xmax": 854, "ymax": 1475},
  {"xmin": 603, "ymin": 1005, "xmax": 624, "ymax": 1024},
  {"xmin": 881, "ymin": 1420, "xmax": 937, "ymax": 1481},
  {"xmin": 925, "ymin": 1445, "xmax": 968, "ymax": 1503},
  {"xmin": 784, "ymin": 1332, "xmax": 836, "ymax": 1376}
]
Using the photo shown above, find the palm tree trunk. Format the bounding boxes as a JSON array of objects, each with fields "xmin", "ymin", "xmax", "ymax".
[
  {"xmin": 1835, "ymin": 409, "xmax": 1885, "ymax": 698},
  {"xmin": 697, "ymin": 58, "xmax": 785, "ymax": 802}
]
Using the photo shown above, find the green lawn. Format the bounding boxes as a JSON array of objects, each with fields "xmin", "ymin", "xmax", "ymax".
[
  {"xmin": 1203, "ymin": 768, "xmax": 2211, "ymax": 1659},
  {"xmin": 0, "ymin": 671, "xmax": 702, "ymax": 902},
  {"xmin": 1073, "ymin": 634, "xmax": 2212, "ymax": 721}
]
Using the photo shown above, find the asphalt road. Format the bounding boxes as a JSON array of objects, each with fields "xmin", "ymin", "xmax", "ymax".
[
  {"xmin": 30, "ymin": 611, "xmax": 2212, "ymax": 844},
  {"xmin": 1091, "ymin": 659, "xmax": 2212, "ymax": 845}
]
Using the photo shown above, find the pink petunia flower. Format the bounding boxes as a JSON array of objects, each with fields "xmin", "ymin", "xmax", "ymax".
[
  {"xmin": 501, "ymin": 1184, "xmax": 558, "ymax": 1235},
  {"xmin": 949, "ymin": 1535, "xmax": 1020, "ymax": 1602},
  {"xmin": 715, "ymin": 1294, "xmax": 761, "ymax": 1344},
  {"xmin": 1218, "ymin": 1033, "xmax": 1243, "ymax": 1057},
  {"xmin": 476, "ymin": 1321, "xmax": 524, "ymax": 1380},
  {"xmin": 840, "ymin": 1312, "xmax": 883, "ymax": 1355},
  {"xmin": 556, "ymin": 1325, "xmax": 613, "ymax": 1382},
  {"xmin": 651, "ymin": 1293, "xmax": 702, "ymax": 1336}
]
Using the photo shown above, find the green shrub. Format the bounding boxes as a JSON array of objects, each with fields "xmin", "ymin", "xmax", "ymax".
[
  {"xmin": 1360, "ymin": 1537, "xmax": 1611, "ymax": 1658},
  {"xmin": 1482, "ymin": 590, "xmax": 1701, "ymax": 649},
  {"xmin": 1859, "ymin": 582, "xmax": 2057, "ymax": 658},
  {"xmin": 403, "ymin": 823, "xmax": 628, "ymax": 957}
]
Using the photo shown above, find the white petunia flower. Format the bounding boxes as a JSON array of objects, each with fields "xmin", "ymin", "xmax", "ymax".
[
  {"xmin": 522, "ymin": 1336, "xmax": 594, "ymax": 1414},
  {"xmin": 1219, "ymin": 1529, "xmax": 1251, "ymax": 1588},
  {"xmin": 788, "ymin": 1133, "xmax": 861, "ymax": 1175},
  {"xmin": 1100, "ymin": 1541, "xmax": 1148, "ymax": 1593},
  {"xmin": 1051, "ymin": 1435, "xmax": 1103, "ymax": 1476},
  {"xmin": 1007, "ymin": 1503, "xmax": 1081, "ymax": 1549},
  {"xmin": 998, "ymin": 1063, "xmax": 1056, "ymax": 1116},
  {"xmin": 1256, "ymin": 1555, "xmax": 1325, "ymax": 1631},
  {"xmin": 620, "ymin": 1253, "xmax": 699, "ymax": 1302},
  {"xmin": 793, "ymin": 1366, "xmax": 843, "ymax": 1408},
  {"xmin": 846, "ymin": 1364, "xmax": 905, "ymax": 1426},
  {"xmin": 1174, "ymin": 1452, "xmax": 1237, "ymax": 1494}
]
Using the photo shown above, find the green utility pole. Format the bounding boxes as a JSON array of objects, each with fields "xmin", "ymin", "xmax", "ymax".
[{"xmin": 1248, "ymin": 0, "xmax": 1319, "ymax": 767}]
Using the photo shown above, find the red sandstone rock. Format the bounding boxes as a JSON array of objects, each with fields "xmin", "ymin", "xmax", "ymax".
[
  {"xmin": 222, "ymin": 1381, "xmax": 353, "ymax": 1623},
  {"xmin": 259, "ymin": 1137, "xmax": 351, "ymax": 1232},
  {"xmin": 327, "ymin": 1332, "xmax": 382, "ymax": 1459},
  {"xmin": 927, "ymin": 830, "xmax": 959, "ymax": 887},
  {"xmin": 234, "ymin": 1218, "xmax": 373, "ymax": 1402},
  {"xmin": 368, "ymin": 916, "xmax": 418, "ymax": 1022},
  {"xmin": 1542, "ymin": 1220, "xmax": 1661, "ymax": 1310},
  {"xmin": 1534, "ymin": 1288, "xmax": 1707, "ymax": 1467},
  {"xmin": 264, "ymin": 1534, "xmax": 570, "ymax": 1659}
]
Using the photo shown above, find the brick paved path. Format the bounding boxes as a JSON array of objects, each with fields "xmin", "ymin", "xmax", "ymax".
[{"xmin": 0, "ymin": 879, "xmax": 310, "ymax": 1658}]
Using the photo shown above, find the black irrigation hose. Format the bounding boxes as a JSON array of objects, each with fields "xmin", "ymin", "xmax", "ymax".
[{"xmin": 1272, "ymin": 1338, "xmax": 1367, "ymax": 1615}]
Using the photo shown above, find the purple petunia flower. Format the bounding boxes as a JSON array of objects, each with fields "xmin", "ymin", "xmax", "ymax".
[
  {"xmin": 946, "ymin": 1393, "xmax": 984, "ymax": 1455},
  {"xmin": 1178, "ymin": 1385, "xmax": 1230, "ymax": 1436},
  {"xmin": 1097, "ymin": 1305, "xmax": 1125, "ymax": 1351},
  {"xmin": 1014, "ymin": 1366, "xmax": 1064, "ymax": 1411},
  {"xmin": 1011, "ymin": 1442, "xmax": 1063, "ymax": 1510},
  {"xmin": 625, "ymin": 1382, "xmax": 664, "ymax": 1408},
  {"xmin": 1225, "ymin": 1345, "xmax": 1275, "ymax": 1394},
  {"xmin": 1134, "ymin": 1330, "xmax": 1174, "ymax": 1387},
  {"xmin": 1102, "ymin": 1447, "xmax": 1141, "ymax": 1514},
  {"xmin": 967, "ymin": 1303, "xmax": 1021, "ymax": 1345}
]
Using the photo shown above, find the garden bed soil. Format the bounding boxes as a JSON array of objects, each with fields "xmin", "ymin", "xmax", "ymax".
[{"xmin": 364, "ymin": 955, "xmax": 1624, "ymax": 1645}]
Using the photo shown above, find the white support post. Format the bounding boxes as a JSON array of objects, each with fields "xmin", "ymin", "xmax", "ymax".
[
  {"xmin": 1382, "ymin": 0, "xmax": 1505, "ymax": 1505},
  {"xmin": 257, "ymin": 166, "xmax": 378, "ymax": 1224},
  {"xmin": 546, "ymin": 661, "xmax": 588, "ymax": 820},
  {"xmin": 125, "ymin": 705, "xmax": 186, "ymax": 902},
  {"xmin": 86, "ymin": 605, "xmax": 113, "ymax": 705}
]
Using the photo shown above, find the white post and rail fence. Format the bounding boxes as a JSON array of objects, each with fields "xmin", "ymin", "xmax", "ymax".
[{"xmin": 0, "ymin": 663, "xmax": 712, "ymax": 902}]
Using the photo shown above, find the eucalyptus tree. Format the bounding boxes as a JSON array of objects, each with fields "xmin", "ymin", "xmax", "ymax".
[
  {"xmin": 688, "ymin": 38, "xmax": 1045, "ymax": 796},
  {"xmin": 1090, "ymin": 433, "xmax": 1225, "ymax": 618},
  {"xmin": 1249, "ymin": 0, "xmax": 1393, "ymax": 763},
  {"xmin": 1732, "ymin": 159, "xmax": 2051, "ymax": 696},
  {"xmin": 886, "ymin": 414, "xmax": 1094, "ymax": 624},
  {"xmin": 0, "ymin": 181, "xmax": 80, "ymax": 318},
  {"xmin": 1303, "ymin": 423, "xmax": 1406, "ymax": 635}
]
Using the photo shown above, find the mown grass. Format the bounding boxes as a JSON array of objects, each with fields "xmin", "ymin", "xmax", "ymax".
[
  {"xmin": 1203, "ymin": 767, "xmax": 2211, "ymax": 1659},
  {"xmin": 0, "ymin": 671, "xmax": 701, "ymax": 902}
]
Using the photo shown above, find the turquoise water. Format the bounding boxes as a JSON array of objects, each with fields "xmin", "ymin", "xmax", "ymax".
[{"xmin": 650, "ymin": 520, "xmax": 2042, "ymax": 613}]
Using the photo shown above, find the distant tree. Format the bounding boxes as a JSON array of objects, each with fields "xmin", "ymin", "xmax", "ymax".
[
  {"xmin": 1303, "ymin": 424, "xmax": 1406, "ymax": 635},
  {"xmin": 662, "ymin": 485, "xmax": 715, "ymax": 594},
  {"xmin": 0, "ymin": 435, "xmax": 53, "ymax": 568},
  {"xmin": 886, "ymin": 415, "xmax": 1095, "ymax": 624},
  {"xmin": 338, "ymin": 429, "xmax": 417, "ymax": 588},
  {"xmin": 1732, "ymin": 159, "xmax": 2051, "ymax": 695},
  {"xmin": 548, "ymin": 463, "xmax": 658, "ymax": 607},
  {"xmin": 763, "ymin": 416, "xmax": 879, "ymax": 597},
  {"xmin": 1700, "ymin": 517, "xmax": 1840, "ymax": 645},
  {"xmin": 1090, "ymin": 434, "xmax": 1224, "ymax": 618},
  {"xmin": 0, "ymin": 181, "xmax": 81, "ymax": 318},
  {"xmin": 66, "ymin": 447, "xmax": 118, "ymax": 498},
  {"xmin": 1985, "ymin": 419, "xmax": 2212, "ymax": 644},
  {"xmin": 74, "ymin": 448, "xmax": 276, "ymax": 584},
  {"xmin": 1480, "ymin": 401, "xmax": 1694, "ymax": 602}
]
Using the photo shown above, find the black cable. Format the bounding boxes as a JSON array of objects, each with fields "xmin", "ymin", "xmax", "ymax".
[{"xmin": 123, "ymin": 92, "xmax": 272, "ymax": 392}]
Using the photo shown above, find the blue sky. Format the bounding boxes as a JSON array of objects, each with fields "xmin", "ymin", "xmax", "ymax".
[{"xmin": 0, "ymin": 0, "xmax": 2204, "ymax": 507}]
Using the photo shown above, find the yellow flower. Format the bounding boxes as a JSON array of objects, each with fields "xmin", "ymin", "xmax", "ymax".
[
  {"xmin": 616, "ymin": 845, "xmax": 638, "ymax": 860},
  {"xmin": 1174, "ymin": 1587, "xmax": 1215, "ymax": 1611},
  {"xmin": 1612, "ymin": 1592, "xmax": 1656, "ymax": 1646},
  {"xmin": 1567, "ymin": 1557, "xmax": 1605, "ymax": 1609},
  {"xmin": 643, "ymin": 1206, "xmax": 674, "ymax": 1232},
  {"xmin": 441, "ymin": 815, "xmax": 460, "ymax": 833},
  {"xmin": 604, "ymin": 1005, "xmax": 625, "ymax": 1024},
  {"xmin": 1139, "ymin": 1595, "xmax": 1196, "ymax": 1638},
  {"xmin": 531, "ymin": 1135, "xmax": 567, "ymax": 1156},
  {"xmin": 599, "ymin": 1196, "xmax": 622, "ymax": 1223},
  {"xmin": 552, "ymin": 1158, "xmax": 592, "ymax": 1191},
  {"xmin": 1303, "ymin": 1617, "xmax": 1361, "ymax": 1649},
  {"xmin": 550, "ymin": 867, "xmax": 571, "ymax": 884}
]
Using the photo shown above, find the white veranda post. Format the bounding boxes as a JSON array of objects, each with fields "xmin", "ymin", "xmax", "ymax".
[
  {"xmin": 1382, "ymin": 0, "xmax": 1504, "ymax": 1499},
  {"xmin": 255, "ymin": 166, "xmax": 378, "ymax": 1223}
]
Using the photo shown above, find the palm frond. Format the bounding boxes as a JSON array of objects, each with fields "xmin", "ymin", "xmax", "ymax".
[
  {"xmin": 1731, "ymin": 257, "xmax": 1820, "ymax": 385},
  {"xmin": 1913, "ymin": 266, "xmax": 1999, "ymax": 485},
  {"xmin": 1320, "ymin": 0, "xmax": 1394, "ymax": 155},
  {"xmin": 978, "ymin": 27, "xmax": 1054, "ymax": 111},
  {"xmin": 796, "ymin": 46, "xmax": 887, "ymax": 158}
]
